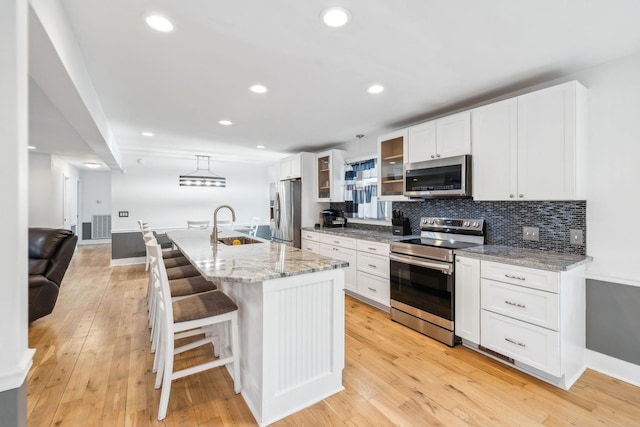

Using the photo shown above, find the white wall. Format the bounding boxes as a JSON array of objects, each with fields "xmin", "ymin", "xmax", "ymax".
[
  {"xmin": 111, "ymin": 154, "xmax": 271, "ymax": 231},
  {"xmin": 78, "ymin": 170, "xmax": 111, "ymax": 239},
  {"xmin": 568, "ymin": 53, "xmax": 640, "ymax": 286},
  {"xmin": 28, "ymin": 152, "xmax": 53, "ymax": 226},
  {"xmin": 28, "ymin": 152, "xmax": 79, "ymax": 228}
]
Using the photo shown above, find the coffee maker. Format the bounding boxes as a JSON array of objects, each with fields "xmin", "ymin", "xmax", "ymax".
[{"xmin": 320, "ymin": 209, "xmax": 347, "ymax": 228}]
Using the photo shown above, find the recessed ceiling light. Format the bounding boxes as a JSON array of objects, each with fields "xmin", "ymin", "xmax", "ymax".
[
  {"xmin": 141, "ymin": 131, "xmax": 154, "ymax": 137},
  {"xmin": 84, "ymin": 162, "xmax": 102, "ymax": 169},
  {"xmin": 249, "ymin": 84, "xmax": 268, "ymax": 94},
  {"xmin": 256, "ymin": 145, "xmax": 265, "ymax": 149},
  {"xmin": 145, "ymin": 14, "xmax": 174, "ymax": 32},
  {"xmin": 321, "ymin": 7, "xmax": 351, "ymax": 27},
  {"xmin": 27, "ymin": 145, "xmax": 36, "ymax": 150},
  {"xmin": 218, "ymin": 120, "xmax": 233, "ymax": 126},
  {"xmin": 367, "ymin": 84, "xmax": 385, "ymax": 94}
]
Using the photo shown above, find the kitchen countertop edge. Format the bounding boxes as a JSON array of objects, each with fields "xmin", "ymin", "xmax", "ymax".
[{"xmin": 455, "ymin": 245, "xmax": 592, "ymax": 272}]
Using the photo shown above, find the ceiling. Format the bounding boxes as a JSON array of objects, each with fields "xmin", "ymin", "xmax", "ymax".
[{"xmin": 29, "ymin": 0, "xmax": 640, "ymax": 169}]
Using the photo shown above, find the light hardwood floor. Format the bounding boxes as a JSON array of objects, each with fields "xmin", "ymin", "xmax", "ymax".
[{"xmin": 27, "ymin": 244, "xmax": 639, "ymax": 426}]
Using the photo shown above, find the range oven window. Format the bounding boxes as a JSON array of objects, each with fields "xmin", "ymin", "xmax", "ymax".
[{"xmin": 390, "ymin": 258, "xmax": 453, "ymax": 321}]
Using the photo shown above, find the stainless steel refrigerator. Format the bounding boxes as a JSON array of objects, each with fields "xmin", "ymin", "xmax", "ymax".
[{"xmin": 270, "ymin": 179, "xmax": 302, "ymax": 248}]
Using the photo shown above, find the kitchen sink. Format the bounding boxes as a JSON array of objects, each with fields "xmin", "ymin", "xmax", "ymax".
[{"xmin": 217, "ymin": 236, "xmax": 263, "ymax": 246}]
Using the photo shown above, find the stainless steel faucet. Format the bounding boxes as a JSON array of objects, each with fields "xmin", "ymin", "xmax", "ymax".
[{"xmin": 212, "ymin": 204, "xmax": 236, "ymax": 244}]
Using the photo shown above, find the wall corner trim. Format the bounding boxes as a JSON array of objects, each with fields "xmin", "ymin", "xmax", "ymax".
[
  {"xmin": 0, "ymin": 348, "xmax": 35, "ymax": 392},
  {"xmin": 586, "ymin": 349, "xmax": 640, "ymax": 388}
]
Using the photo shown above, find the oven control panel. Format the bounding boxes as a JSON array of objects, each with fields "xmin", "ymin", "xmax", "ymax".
[{"xmin": 420, "ymin": 217, "xmax": 485, "ymax": 234}]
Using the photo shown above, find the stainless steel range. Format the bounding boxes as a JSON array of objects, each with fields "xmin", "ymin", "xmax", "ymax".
[{"xmin": 390, "ymin": 217, "xmax": 485, "ymax": 346}]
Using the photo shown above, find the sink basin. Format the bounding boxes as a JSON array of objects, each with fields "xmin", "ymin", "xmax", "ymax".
[{"xmin": 217, "ymin": 236, "xmax": 263, "ymax": 246}]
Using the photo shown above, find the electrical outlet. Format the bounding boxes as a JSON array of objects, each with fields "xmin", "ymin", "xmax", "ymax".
[
  {"xmin": 523, "ymin": 226, "xmax": 539, "ymax": 241},
  {"xmin": 118, "ymin": 211, "xmax": 129, "ymax": 218},
  {"xmin": 570, "ymin": 229, "xmax": 584, "ymax": 245}
]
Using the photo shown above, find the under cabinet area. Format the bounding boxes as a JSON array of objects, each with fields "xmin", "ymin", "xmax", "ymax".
[
  {"xmin": 454, "ymin": 255, "xmax": 587, "ymax": 390},
  {"xmin": 471, "ymin": 80, "xmax": 587, "ymax": 201}
]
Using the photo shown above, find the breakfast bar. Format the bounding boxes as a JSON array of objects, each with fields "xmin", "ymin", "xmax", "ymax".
[{"xmin": 166, "ymin": 228, "xmax": 347, "ymax": 426}]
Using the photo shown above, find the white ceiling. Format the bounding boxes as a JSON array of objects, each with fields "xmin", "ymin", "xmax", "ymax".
[{"xmin": 29, "ymin": 0, "xmax": 640, "ymax": 168}]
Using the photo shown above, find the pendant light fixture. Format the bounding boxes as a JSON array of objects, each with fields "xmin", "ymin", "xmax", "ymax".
[{"xmin": 179, "ymin": 155, "xmax": 226, "ymax": 187}]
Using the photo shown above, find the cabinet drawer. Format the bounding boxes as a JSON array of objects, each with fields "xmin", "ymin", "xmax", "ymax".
[
  {"xmin": 481, "ymin": 279, "xmax": 559, "ymax": 330},
  {"xmin": 301, "ymin": 231, "xmax": 320, "ymax": 242},
  {"xmin": 481, "ymin": 310, "xmax": 560, "ymax": 376},
  {"xmin": 301, "ymin": 239, "xmax": 320, "ymax": 254},
  {"xmin": 481, "ymin": 261, "xmax": 559, "ymax": 293},
  {"xmin": 356, "ymin": 240, "xmax": 390, "ymax": 255},
  {"xmin": 357, "ymin": 251, "xmax": 389, "ymax": 278},
  {"xmin": 320, "ymin": 234, "xmax": 357, "ymax": 249},
  {"xmin": 356, "ymin": 271, "xmax": 390, "ymax": 306}
]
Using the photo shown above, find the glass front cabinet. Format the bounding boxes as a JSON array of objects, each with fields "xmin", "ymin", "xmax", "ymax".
[
  {"xmin": 377, "ymin": 129, "xmax": 408, "ymax": 200},
  {"xmin": 316, "ymin": 149, "xmax": 345, "ymax": 202}
]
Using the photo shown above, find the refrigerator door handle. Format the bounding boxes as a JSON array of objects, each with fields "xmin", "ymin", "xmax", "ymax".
[{"xmin": 274, "ymin": 192, "xmax": 281, "ymax": 229}]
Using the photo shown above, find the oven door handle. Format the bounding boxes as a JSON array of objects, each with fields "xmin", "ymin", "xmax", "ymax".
[{"xmin": 390, "ymin": 253, "xmax": 453, "ymax": 275}]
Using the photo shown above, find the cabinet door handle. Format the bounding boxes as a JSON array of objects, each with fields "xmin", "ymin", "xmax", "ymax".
[
  {"xmin": 332, "ymin": 248, "xmax": 339, "ymax": 251},
  {"xmin": 505, "ymin": 337, "xmax": 526, "ymax": 348},
  {"xmin": 509, "ymin": 194, "xmax": 515, "ymax": 198},
  {"xmin": 430, "ymin": 155, "xmax": 435, "ymax": 159},
  {"xmin": 504, "ymin": 300, "xmax": 526, "ymax": 308},
  {"xmin": 368, "ymin": 287, "xmax": 377, "ymax": 292},
  {"xmin": 518, "ymin": 194, "xmax": 524, "ymax": 198},
  {"xmin": 505, "ymin": 274, "xmax": 526, "ymax": 281},
  {"xmin": 368, "ymin": 264, "xmax": 377, "ymax": 268}
]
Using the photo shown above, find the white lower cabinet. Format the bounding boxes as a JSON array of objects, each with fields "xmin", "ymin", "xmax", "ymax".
[
  {"xmin": 456, "ymin": 256, "xmax": 586, "ymax": 390},
  {"xmin": 320, "ymin": 236, "xmax": 357, "ymax": 292},
  {"xmin": 355, "ymin": 240, "xmax": 390, "ymax": 309},
  {"xmin": 454, "ymin": 256, "xmax": 481, "ymax": 344},
  {"xmin": 301, "ymin": 230, "xmax": 320, "ymax": 254},
  {"xmin": 356, "ymin": 271, "xmax": 389, "ymax": 306},
  {"xmin": 481, "ymin": 310, "xmax": 561, "ymax": 376}
]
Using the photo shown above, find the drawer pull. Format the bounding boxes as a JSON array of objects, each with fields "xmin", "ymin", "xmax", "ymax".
[
  {"xmin": 332, "ymin": 248, "xmax": 339, "ymax": 251},
  {"xmin": 368, "ymin": 247, "xmax": 377, "ymax": 251},
  {"xmin": 367, "ymin": 287, "xmax": 377, "ymax": 292},
  {"xmin": 505, "ymin": 274, "xmax": 526, "ymax": 281},
  {"xmin": 505, "ymin": 337, "xmax": 526, "ymax": 348},
  {"xmin": 504, "ymin": 300, "xmax": 526, "ymax": 308},
  {"xmin": 333, "ymin": 240, "xmax": 340, "ymax": 244},
  {"xmin": 368, "ymin": 264, "xmax": 377, "ymax": 268}
]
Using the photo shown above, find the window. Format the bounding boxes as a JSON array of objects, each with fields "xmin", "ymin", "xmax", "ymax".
[{"xmin": 344, "ymin": 158, "xmax": 391, "ymax": 222}]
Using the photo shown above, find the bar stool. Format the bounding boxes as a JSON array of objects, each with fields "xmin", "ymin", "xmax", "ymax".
[{"xmin": 147, "ymin": 241, "xmax": 240, "ymax": 421}]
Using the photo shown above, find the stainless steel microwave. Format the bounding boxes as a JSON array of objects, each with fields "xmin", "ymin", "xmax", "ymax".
[{"xmin": 404, "ymin": 155, "xmax": 471, "ymax": 198}]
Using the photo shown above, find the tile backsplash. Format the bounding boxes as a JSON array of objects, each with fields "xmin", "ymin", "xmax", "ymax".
[{"xmin": 331, "ymin": 199, "xmax": 587, "ymax": 255}]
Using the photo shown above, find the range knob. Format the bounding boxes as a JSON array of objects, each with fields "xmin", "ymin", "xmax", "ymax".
[
  {"xmin": 472, "ymin": 221, "xmax": 479, "ymax": 227},
  {"xmin": 463, "ymin": 221, "xmax": 470, "ymax": 227}
]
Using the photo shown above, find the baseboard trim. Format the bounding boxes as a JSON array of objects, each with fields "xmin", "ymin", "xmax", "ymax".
[
  {"xmin": 586, "ymin": 349, "xmax": 640, "ymax": 387},
  {"xmin": 79, "ymin": 239, "xmax": 111, "ymax": 246},
  {"xmin": 0, "ymin": 349, "xmax": 35, "ymax": 392},
  {"xmin": 110, "ymin": 256, "xmax": 145, "ymax": 267}
]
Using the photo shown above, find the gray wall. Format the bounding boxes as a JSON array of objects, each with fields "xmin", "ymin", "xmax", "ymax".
[
  {"xmin": 586, "ymin": 279, "xmax": 640, "ymax": 365},
  {"xmin": 0, "ymin": 381, "xmax": 27, "ymax": 427}
]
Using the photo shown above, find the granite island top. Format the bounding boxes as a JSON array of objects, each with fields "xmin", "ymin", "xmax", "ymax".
[
  {"xmin": 455, "ymin": 245, "xmax": 592, "ymax": 271},
  {"xmin": 166, "ymin": 229, "xmax": 348, "ymax": 283},
  {"xmin": 302, "ymin": 226, "xmax": 420, "ymax": 243}
]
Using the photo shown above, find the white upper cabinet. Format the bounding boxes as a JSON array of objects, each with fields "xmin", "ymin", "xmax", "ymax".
[
  {"xmin": 377, "ymin": 128, "xmax": 409, "ymax": 201},
  {"xmin": 279, "ymin": 153, "xmax": 302, "ymax": 180},
  {"xmin": 406, "ymin": 111, "xmax": 471, "ymax": 164},
  {"xmin": 471, "ymin": 98, "xmax": 518, "ymax": 200},
  {"xmin": 316, "ymin": 149, "xmax": 345, "ymax": 202},
  {"xmin": 517, "ymin": 81, "xmax": 586, "ymax": 200},
  {"xmin": 472, "ymin": 81, "xmax": 587, "ymax": 201}
]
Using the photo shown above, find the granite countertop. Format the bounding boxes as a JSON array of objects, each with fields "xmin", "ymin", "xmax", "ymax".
[
  {"xmin": 301, "ymin": 226, "xmax": 419, "ymax": 243},
  {"xmin": 455, "ymin": 245, "xmax": 592, "ymax": 271},
  {"xmin": 166, "ymin": 229, "xmax": 348, "ymax": 283}
]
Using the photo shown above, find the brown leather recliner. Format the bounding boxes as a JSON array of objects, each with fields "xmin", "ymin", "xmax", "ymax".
[{"xmin": 28, "ymin": 228, "xmax": 78, "ymax": 322}]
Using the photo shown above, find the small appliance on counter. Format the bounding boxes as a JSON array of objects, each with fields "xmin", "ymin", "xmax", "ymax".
[
  {"xmin": 392, "ymin": 210, "xmax": 411, "ymax": 236},
  {"xmin": 321, "ymin": 209, "xmax": 347, "ymax": 228}
]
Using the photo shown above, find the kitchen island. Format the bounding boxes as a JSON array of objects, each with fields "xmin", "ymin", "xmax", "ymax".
[{"xmin": 166, "ymin": 228, "xmax": 347, "ymax": 426}]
